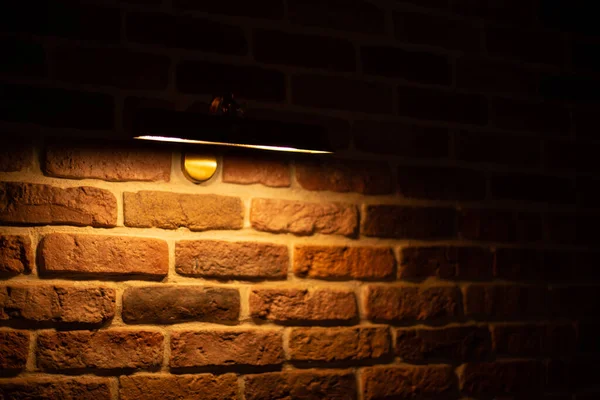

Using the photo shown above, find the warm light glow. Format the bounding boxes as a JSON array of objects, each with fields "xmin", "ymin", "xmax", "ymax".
[{"xmin": 134, "ymin": 135, "xmax": 333, "ymax": 154}]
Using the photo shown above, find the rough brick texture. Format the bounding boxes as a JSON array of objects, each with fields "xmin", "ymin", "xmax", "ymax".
[
  {"xmin": 362, "ymin": 205, "xmax": 456, "ymax": 239},
  {"xmin": 222, "ymin": 156, "xmax": 290, "ymax": 187},
  {"xmin": 0, "ymin": 330, "xmax": 30, "ymax": 370},
  {"xmin": 0, "ymin": 140, "xmax": 32, "ymax": 172},
  {"xmin": 460, "ymin": 360, "xmax": 543, "ymax": 396},
  {"xmin": 119, "ymin": 374, "xmax": 238, "ymax": 400},
  {"xmin": 0, "ymin": 377, "xmax": 112, "ymax": 400},
  {"xmin": 464, "ymin": 284, "xmax": 547, "ymax": 320},
  {"xmin": 492, "ymin": 323, "xmax": 576, "ymax": 356},
  {"xmin": 399, "ymin": 246, "xmax": 494, "ymax": 280},
  {"xmin": 0, "ymin": 235, "xmax": 33, "ymax": 275}
]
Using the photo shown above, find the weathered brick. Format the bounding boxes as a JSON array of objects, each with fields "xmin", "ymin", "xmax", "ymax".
[
  {"xmin": 0, "ymin": 235, "xmax": 33, "ymax": 275},
  {"xmin": 464, "ymin": 284, "xmax": 547, "ymax": 320},
  {"xmin": 365, "ymin": 285, "xmax": 461, "ymax": 322},
  {"xmin": 362, "ymin": 365, "xmax": 456, "ymax": 400},
  {"xmin": 399, "ymin": 246, "xmax": 494, "ymax": 280},
  {"xmin": 289, "ymin": 326, "xmax": 389, "ymax": 362},
  {"xmin": 294, "ymin": 245, "xmax": 395, "ymax": 280},
  {"xmin": 0, "ymin": 377, "xmax": 112, "ymax": 400},
  {"xmin": 245, "ymin": 370, "xmax": 357, "ymax": 400},
  {"xmin": 577, "ymin": 322, "xmax": 600, "ymax": 354},
  {"xmin": 251, "ymin": 198, "xmax": 357, "ymax": 237},
  {"xmin": 451, "ymin": 0, "xmax": 533, "ymax": 24},
  {"xmin": 120, "ymin": 374, "xmax": 238, "ymax": 400},
  {"xmin": 296, "ymin": 159, "xmax": 392, "ymax": 194},
  {"xmin": 549, "ymin": 286, "xmax": 600, "ymax": 319},
  {"xmin": 124, "ymin": 191, "xmax": 243, "ymax": 231},
  {"xmin": 0, "ymin": 330, "xmax": 30, "ymax": 370},
  {"xmin": 455, "ymin": 130, "xmax": 541, "ymax": 167},
  {"xmin": 288, "ymin": 0, "xmax": 385, "ymax": 34},
  {"xmin": 362, "ymin": 205, "xmax": 456, "ymax": 239},
  {"xmin": 122, "ymin": 286, "xmax": 239, "ymax": 324},
  {"xmin": 0, "ymin": 182, "xmax": 117, "ymax": 227},
  {"xmin": 460, "ymin": 360, "xmax": 543, "ymax": 395},
  {"xmin": 0, "ymin": 139, "xmax": 33, "ymax": 172},
  {"xmin": 397, "ymin": 166, "xmax": 486, "ymax": 201},
  {"xmin": 492, "ymin": 323, "xmax": 576, "ymax": 357},
  {"xmin": 176, "ymin": 240, "xmax": 288, "ymax": 280},
  {"xmin": 122, "ymin": 95, "xmax": 176, "ymax": 131},
  {"xmin": 222, "ymin": 156, "xmax": 290, "ymax": 187},
  {"xmin": 458, "ymin": 209, "xmax": 542, "ymax": 243},
  {"xmin": 44, "ymin": 141, "xmax": 171, "ymax": 182},
  {"xmin": 0, "ymin": 285, "xmax": 115, "ymax": 325},
  {"xmin": 494, "ymin": 248, "xmax": 544, "ymax": 281},
  {"xmin": 486, "ymin": 26, "xmax": 564, "ymax": 66},
  {"xmin": 395, "ymin": 326, "xmax": 491, "ymax": 363},
  {"xmin": 40, "ymin": 234, "xmax": 168, "ymax": 278},
  {"xmin": 170, "ymin": 329, "xmax": 284, "ymax": 368},
  {"xmin": 250, "ymin": 287, "xmax": 357, "ymax": 323},
  {"xmin": 492, "ymin": 97, "xmax": 570, "ymax": 136},
  {"xmin": 490, "ymin": 173, "xmax": 575, "ymax": 204},
  {"xmin": 1, "ymin": 36, "xmax": 46, "ymax": 78},
  {"xmin": 37, "ymin": 330, "xmax": 163, "ymax": 370},
  {"xmin": 174, "ymin": 0, "xmax": 283, "ymax": 19}
]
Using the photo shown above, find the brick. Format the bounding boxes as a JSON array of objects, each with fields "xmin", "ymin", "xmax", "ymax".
[
  {"xmin": 362, "ymin": 205, "xmax": 456, "ymax": 239},
  {"xmin": 361, "ymin": 46, "xmax": 451, "ymax": 85},
  {"xmin": 395, "ymin": 326, "xmax": 491, "ymax": 363},
  {"xmin": 53, "ymin": 46, "xmax": 170, "ymax": 90},
  {"xmin": 294, "ymin": 245, "xmax": 395, "ymax": 280},
  {"xmin": 222, "ymin": 155, "xmax": 290, "ymax": 187},
  {"xmin": 296, "ymin": 159, "xmax": 392, "ymax": 194},
  {"xmin": 174, "ymin": 0, "xmax": 283, "ymax": 19},
  {"xmin": 573, "ymin": 38, "xmax": 600, "ymax": 72},
  {"xmin": 0, "ymin": 377, "xmax": 112, "ymax": 400},
  {"xmin": 578, "ymin": 177, "xmax": 600, "ymax": 208},
  {"xmin": 492, "ymin": 323, "xmax": 576, "ymax": 357},
  {"xmin": 120, "ymin": 374, "xmax": 238, "ymax": 400},
  {"xmin": 456, "ymin": 57, "xmax": 541, "ymax": 96},
  {"xmin": 464, "ymin": 284, "xmax": 547, "ymax": 320},
  {"xmin": 124, "ymin": 191, "xmax": 243, "ymax": 231},
  {"xmin": 127, "ymin": 12, "xmax": 246, "ymax": 55},
  {"xmin": 0, "ymin": 330, "xmax": 29, "ymax": 370},
  {"xmin": 0, "ymin": 235, "xmax": 33, "ymax": 276},
  {"xmin": 122, "ymin": 286, "xmax": 239, "ymax": 324},
  {"xmin": 254, "ymin": 30, "xmax": 355, "ymax": 71},
  {"xmin": 122, "ymin": 95, "xmax": 176, "ymax": 131},
  {"xmin": 250, "ymin": 198, "xmax": 357, "ymax": 237},
  {"xmin": 170, "ymin": 329, "xmax": 283, "ymax": 368},
  {"xmin": 494, "ymin": 248, "xmax": 545, "ymax": 281},
  {"xmin": 546, "ymin": 213, "xmax": 576, "ymax": 244},
  {"xmin": 37, "ymin": 330, "xmax": 163, "ymax": 371},
  {"xmin": 544, "ymin": 139, "xmax": 576, "ymax": 170},
  {"xmin": 0, "ymin": 182, "xmax": 117, "ymax": 227},
  {"xmin": 549, "ymin": 286, "xmax": 600, "ymax": 319},
  {"xmin": 397, "ymin": 166, "xmax": 486, "ymax": 201},
  {"xmin": 245, "ymin": 370, "xmax": 356, "ymax": 400},
  {"xmin": 177, "ymin": 61, "xmax": 285, "ymax": 102},
  {"xmin": 176, "ymin": 240, "xmax": 288, "ymax": 280},
  {"xmin": 365, "ymin": 285, "xmax": 461, "ymax": 322},
  {"xmin": 394, "ymin": 11, "xmax": 481, "ymax": 52},
  {"xmin": 490, "ymin": 173, "xmax": 575, "ymax": 204},
  {"xmin": 0, "ymin": 36, "xmax": 46, "ymax": 77},
  {"xmin": 397, "ymin": 86, "xmax": 488, "ymax": 125},
  {"xmin": 39, "ymin": 233, "xmax": 168, "ymax": 278},
  {"xmin": 0, "ymin": 138, "xmax": 33, "ymax": 172},
  {"xmin": 577, "ymin": 322, "xmax": 600, "ymax": 354},
  {"xmin": 455, "ymin": 131, "xmax": 541, "ymax": 167},
  {"xmin": 486, "ymin": 26, "xmax": 564, "ymax": 66},
  {"xmin": 492, "ymin": 97, "xmax": 570, "ymax": 135},
  {"xmin": 352, "ymin": 120, "xmax": 450, "ymax": 158},
  {"xmin": 460, "ymin": 360, "xmax": 543, "ymax": 395},
  {"xmin": 0, "ymin": 285, "xmax": 115, "ymax": 325},
  {"xmin": 458, "ymin": 209, "xmax": 542, "ymax": 243},
  {"xmin": 0, "ymin": 84, "xmax": 114, "ymax": 130},
  {"xmin": 289, "ymin": 326, "xmax": 389, "ymax": 362},
  {"xmin": 44, "ymin": 140, "xmax": 171, "ymax": 181},
  {"xmin": 292, "ymin": 75, "xmax": 394, "ymax": 114},
  {"xmin": 362, "ymin": 365, "xmax": 456, "ymax": 400},
  {"xmin": 451, "ymin": 0, "xmax": 534, "ymax": 24},
  {"xmin": 399, "ymin": 246, "xmax": 494, "ymax": 280},
  {"xmin": 250, "ymin": 287, "xmax": 357, "ymax": 323},
  {"xmin": 288, "ymin": 0, "xmax": 385, "ymax": 34}
]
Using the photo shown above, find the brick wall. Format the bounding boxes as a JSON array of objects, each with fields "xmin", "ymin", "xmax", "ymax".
[{"xmin": 1, "ymin": 0, "xmax": 598, "ymax": 399}]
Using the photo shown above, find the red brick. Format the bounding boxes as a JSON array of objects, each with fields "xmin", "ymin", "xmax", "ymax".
[
  {"xmin": 0, "ymin": 285, "xmax": 115, "ymax": 325},
  {"xmin": 458, "ymin": 209, "xmax": 542, "ymax": 243},
  {"xmin": 494, "ymin": 248, "xmax": 553, "ymax": 281},
  {"xmin": 572, "ymin": 38, "xmax": 600, "ymax": 72},
  {"xmin": 289, "ymin": 326, "xmax": 389, "ymax": 362},
  {"xmin": 455, "ymin": 130, "xmax": 541, "ymax": 167},
  {"xmin": 39, "ymin": 233, "xmax": 169, "ymax": 278},
  {"xmin": 174, "ymin": 0, "xmax": 283, "ymax": 19},
  {"xmin": 120, "ymin": 374, "xmax": 238, "ymax": 400},
  {"xmin": 352, "ymin": 120, "xmax": 450, "ymax": 158},
  {"xmin": 1, "ymin": 36, "xmax": 46, "ymax": 77},
  {"xmin": 250, "ymin": 287, "xmax": 357, "ymax": 323},
  {"xmin": 541, "ymin": 250, "xmax": 576, "ymax": 281},
  {"xmin": 254, "ymin": 30, "xmax": 355, "ymax": 72},
  {"xmin": 294, "ymin": 245, "xmax": 395, "ymax": 280},
  {"xmin": 574, "ymin": 108, "xmax": 598, "ymax": 138},
  {"xmin": 397, "ymin": 86, "xmax": 488, "ymax": 125},
  {"xmin": 490, "ymin": 173, "xmax": 575, "ymax": 204},
  {"xmin": 127, "ymin": 12, "xmax": 247, "ymax": 55},
  {"xmin": 365, "ymin": 285, "xmax": 461, "ymax": 322},
  {"xmin": 177, "ymin": 61, "xmax": 285, "ymax": 102},
  {"xmin": 397, "ymin": 166, "xmax": 486, "ymax": 201},
  {"xmin": 122, "ymin": 286, "xmax": 239, "ymax": 324},
  {"xmin": 451, "ymin": 0, "xmax": 534, "ymax": 24},
  {"xmin": 395, "ymin": 326, "xmax": 491, "ymax": 363},
  {"xmin": 0, "ymin": 138, "xmax": 33, "ymax": 172},
  {"xmin": 457, "ymin": 57, "xmax": 542, "ymax": 96},
  {"xmin": 362, "ymin": 365, "xmax": 456, "ymax": 400},
  {"xmin": 577, "ymin": 322, "xmax": 600, "ymax": 354},
  {"xmin": 296, "ymin": 159, "xmax": 392, "ymax": 194},
  {"xmin": 549, "ymin": 286, "xmax": 600, "ymax": 319},
  {"xmin": 122, "ymin": 96, "xmax": 176, "ymax": 131},
  {"xmin": 464, "ymin": 284, "xmax": 547, "ymax": 320},
  {"xmin": 251, "ymin": 198, "xmax": 357, "ymax": 237},
  {"xmin": 492, "ymin": 323, "xmax": 576, "ymax": 357},
  {"xmin": 0, "ymin": 377, "xmax": 112, "ymax": 400},
  {"xmin": 399, "ymin": 246, "xmax": 494, "ymax": 280},
  {"xmin": 124, "ymin": 191, "xmax": 243, "ymax": 231},
  {"xmin": 37, "ymin": 330, "xmax": 163, "ymax": 371},
  {"xmin": 44, "ymin": 140, "xmax": 171, "ymax": 181},
  {"xmin": 292, "ymin": 75, "xmax": 394, "ymax": 114},
  {"xmin": 460, "ymin": 360, "xmax": 543, "ymax": 396},
  {"xmin": 546, "ymin": 213, "xmax": 576, "ymax": 244},
  {"xmin": 362, "ymin": 205, "xmax": 456, "ymax": 239},
  {"xmin": 245, "ymin": 370, "xmax": 356, "ymax": 400},
  {"xmin": 492, "ymin": 97, "xmax": 570, "ymax": 135},
  {"xmin": 578, "ymin": 176, "xmax": 600, "ymax": 208},
  {"xmin": 176, "ymin": 240, "xmax": 288, "ymax": 280},
  {"xmin": 288, "ymin": 0, "xmax": 385, "ymax": 34},
  {"xmin": 170, "ymin": 329, "xmax": 283, "ymax": 367},
  {"xmin": 361, "ymin": 46, "xmax": 451, "ymax": 85},
  {"xmin": 0, "ymin": 330, "xmax": 30, "ymax": 370},
  {"xmin": 486, "ymin": 26, "xmax": 564, "ymax": 66},
  {"xmin": 222, "ymin": 155, "xmax": 290, "ymax": 187},
  {"xmin": 0, "ymin": 235, "xmax": 33, "ymax": 276}
]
